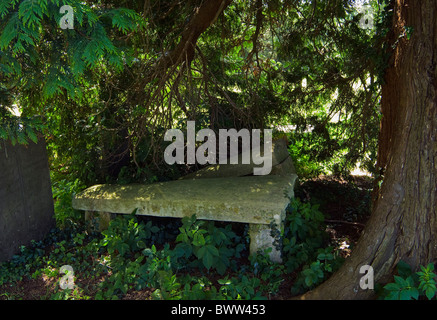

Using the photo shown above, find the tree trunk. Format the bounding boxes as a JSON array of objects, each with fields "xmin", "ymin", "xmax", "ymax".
[{"xmin": 298, "ymin": 0, "xmax": 437, "ymax": 299}]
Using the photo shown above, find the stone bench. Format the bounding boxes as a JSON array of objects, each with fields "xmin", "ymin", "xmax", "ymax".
[
  {"xmin": 73, "ymin": 174, "xmax": 297, "ymax": 262},
  {"xmin": 72, "ymin": 138, "xmax": 297, "ymax": 262}
]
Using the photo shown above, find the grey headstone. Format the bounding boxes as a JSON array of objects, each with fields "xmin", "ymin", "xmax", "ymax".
[{"xmin": 0, "ymin": 138, "xmax": 55, "ymax": 262}]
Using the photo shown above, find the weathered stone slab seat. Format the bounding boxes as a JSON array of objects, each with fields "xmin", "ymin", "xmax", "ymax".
[
  {"xmin": 72, "ymin": 174, "xmax": 298, "ymax": 262},
  {"xmin": 73, "ymin": 175, "xmax": 296, "ymax": 224}
]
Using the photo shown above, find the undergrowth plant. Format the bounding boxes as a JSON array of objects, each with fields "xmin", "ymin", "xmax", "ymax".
[
  {"xmin": 101, "ymin": 211, "xmax": 160, "ymax": 258},
  {"xmin": 380, "ymin": 261, "xmax": 437, "ymax": 300},
  {"xmin": 0, "ymin": 196, "xmax": 344, "ymax": 300},
  {"xmin": 173, "ymin": 215, "xmax": 245, "ymax": 275},
  {"xmin": 282, "ymin": 198, "xmax": 344, "ymax": 293},
  {"xmin": 51, "ymin": 177, "xmax": 85, "ymax": 228}
]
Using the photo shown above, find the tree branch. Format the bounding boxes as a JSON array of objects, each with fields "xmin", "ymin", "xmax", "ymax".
[{"xmin": 157, "ymin": 0, "xmax": 232, "ymax": 71}]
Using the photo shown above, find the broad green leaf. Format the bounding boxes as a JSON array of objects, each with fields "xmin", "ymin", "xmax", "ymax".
[
  {"xmin": 396, "ymin": 261, "xmax": 413, "ymax": 278},
  {"xmin": 304, "ymin": 276, "xmax": 313, "ymax": 287},
  {"xmin": 198, "ymin": 245, "xmax": 219, "ymax": 270},
  {"xmin": 425, "ymin": 287, "xmax": 436, "ymax": 300},
  {"xmin": 400, "ymin": 287, "xmax": 419, "ymax": 300},
  {"xmin": 384, "ymin": 282, "xmax": 400, "ymax": 291},
  {"xmin": 193, "ymin": 232, "xmax": 206, "ymax": 246}
]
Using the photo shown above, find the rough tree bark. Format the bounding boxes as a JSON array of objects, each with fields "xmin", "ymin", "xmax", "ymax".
[{"xmin": 298, "ymin": 0, "xmax": 437, "ymax": 299}]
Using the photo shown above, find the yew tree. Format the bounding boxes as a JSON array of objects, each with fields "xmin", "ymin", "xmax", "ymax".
[
  {"xmin": 1, "ymin": 0, "xmax": 436, "ymax": 299},
  {"xmin": 300, "ymin": 0, "xmax": 437, "ymax": 299},
  {"xmin": 0, "ymin": 0, "xmax": 383, "ymax": 182}
]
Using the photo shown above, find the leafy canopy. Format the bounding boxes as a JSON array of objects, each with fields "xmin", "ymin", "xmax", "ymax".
[{"xmin": 0, "ymin": 0, "xmax": 390, "ymax": 183}]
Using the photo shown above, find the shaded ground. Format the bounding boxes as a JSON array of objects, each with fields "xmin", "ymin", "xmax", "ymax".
[
  {"xmin": 0, "ymin": 175, "xmax": 373, "ymax": 300},
  {"xmin": 296, "ymin": 175, "xmax": 373, "ymax": 254}
]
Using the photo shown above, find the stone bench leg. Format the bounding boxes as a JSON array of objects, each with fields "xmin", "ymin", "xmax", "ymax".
[
  {"xmin": 249, "ymin": 223, "xmax": 282, "ymax": 263},
  {"xmin": 85, "ymin": 211, "xmax": 113, "ymax": 232}
]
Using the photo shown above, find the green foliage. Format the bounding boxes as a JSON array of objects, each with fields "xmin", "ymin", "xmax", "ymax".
[
  {"xmin": 0, "ymin": 192, "xmax": 345, "ymax": 300},
  {"xmin": 0, "ymin": 1, "xmax": 146, "ymax": 185},
  {"xmin": 217, "ymin": 275, "xmax": 264, "ymax": 300},
  {"xmin": 282, "ymin": 198, "xmax": 327, "ymax": 272},
  {"xmin": 173, "ymin": 215, "xmax": 244, "ymax": 275},
  {"xmin": 270, "ymin": 0, "xmax": 389, "ymax": 177},
  {"xmin": 151, "ymin": 270, "xmax": 182, "ymax": 300},
  {"xmin": 101, "ymin": 212, "xmax": 160, "ymax": 259},
  {"xmin": 296, "ymin": 247, "xmax": 341, "ymax": 289},
  {"xmin": 417, "ymin": 264, "xmax": 437, "ymax": 300},
  {"xmin": 180, "ymin": 276, "xmax": 220, "ymax": 300},
  {"xmin": 0, "ymin": 114, "xmax": 45, "ymax": 147},
  {"xmin": 0, "ymin": 224, "xmax": 103, "ymax": 296},
  {"xmin": 136, "ymin": 244, "xmax": 174, "ymax": 291},
  {"xmin": 287, "ymin": 133, "xmax": 326, "ymax": 178},
  {"xmin": 0, "ymin": 0, "xmax": 142, "ymax": 82},
  {"xmin": 281, "ymin": 198, "xmax": 344, "ymax": 293},
  {"xmin": 49, "ymin": 287, "xmax": 90, "ymax": 301},
  {"xmin": 0, "ymin": 0, "xmax": 392, "ymax": 301},
  {"xmin": 381, "ymin": 261, "xmax": 437, "ymax": 300},
  {"xmin": 51, "ymin": 177, "xmax": 85, "ymax": 228},
  {"xmin": 109, "ymin": 8, "xmax": 141, "ymax": 35},
  {"xmin": 1, "ymin": 0, "xmax": 390, "ymax": 185},
  {"xmin": 249, "ymin": 250, "xmax": 286, "ymax": 297}
]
